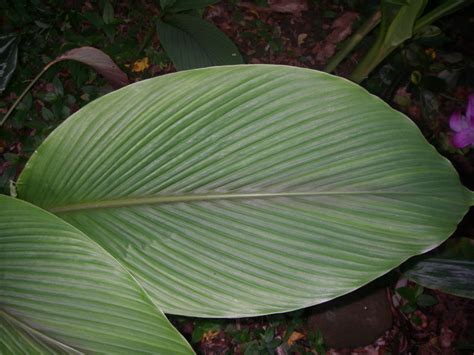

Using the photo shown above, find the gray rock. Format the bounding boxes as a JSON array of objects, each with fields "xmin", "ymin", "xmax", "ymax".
[{"xmin": 307, "ymin": 286, "xmax": 392, "ymax": 349}]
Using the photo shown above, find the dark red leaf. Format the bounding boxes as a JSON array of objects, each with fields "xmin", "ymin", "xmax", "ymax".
[{"xmin": 53, "ymin": 46, "xmax": 129, "ymax": 88}]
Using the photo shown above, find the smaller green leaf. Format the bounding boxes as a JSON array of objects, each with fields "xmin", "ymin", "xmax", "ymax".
[
  {"xmin": 382, "ymin": 0, "xmax": 427, "ymax": 47},
  {"xmin": 416, "ymin": 293, "xmax": 438, "ymax": 307},
  {"xmin": 103, "ymin": 0, "xmax": 115, "ymax": 25},
  {"xmin": 404, "ymin": 238, "xmax": 474, "ymax": 299},
  {"xmin": 16, "ymin": 93, "xmax": 33, "ymax": 111},
  {"xmin": 83, "ymin": 12, "xmax": 105, "ymax": 28},
  {"xmin": 0, "ymin": 34, "xmax": 18, "ymax": 94},
  {"xmin": 400, "ymin": 303, "xmax": 417, "ymax": 313},
  {"xmin": 41, "ymin": 106, "xmax": 54, "ymax": 121},
  {"xmin": 156, "ymin": 13, "xmax": 243, "ymax": 70},
  {"xmin": 52, "ymin": 76, "xmax": 64, "ymax": 96},
  {"xmin": 3, "ymin": 153, "xmax": 19, "ymax": 164},
  {"xmin": 414, "ymin": 284, "xmax": 424, "ymax": 298},
  {"xmin": 165, "ymin": 0, "xmax": 220, "ymax": 13},
  {"xmin": 264, "ymin": 327, "xmax": 275, "ymax": 343},
  {"xmin": 396, "ymin": 286, "xmax": 419, "ymax": 303},
  {"xmin": 160, "ymin": 0, "xmax": 177, "ymax": 10}
]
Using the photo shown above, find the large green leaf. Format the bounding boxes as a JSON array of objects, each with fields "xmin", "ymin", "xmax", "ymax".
[
  {"xmin": 17, "ymin": 65, "xmax": 473, "ymax": 317},
  {"xmin": 156, "ymin": 14, "xmax": 243, "ymax": 70},
  {"xmin": 403, "ymin": 238, "xmax": 474, "ymax": 299},
  {"xmin": 0, "ymin": 195, "xmax": 193, "ymax": 353}
]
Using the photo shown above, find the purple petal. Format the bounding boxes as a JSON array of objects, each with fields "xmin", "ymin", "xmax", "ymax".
[
  {"xmin": 449, "ymin": 111, "xmax": 464, "ymax": 132},
  {"xmin": 452, "ymin": 128, "xmax": 474, "ymax": 149},
  {"xmin": 467, "ymin": 93, "xmax": 474, "ymax": 121}
]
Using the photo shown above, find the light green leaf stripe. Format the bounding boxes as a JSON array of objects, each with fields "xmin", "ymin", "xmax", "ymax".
[
  {"xmin": 0, "ymin": 195, "xmax": 193, "ymax": 354},
  {"xmin": 17, "ymin": 65, "xmax": 472, "ymax": 317}
]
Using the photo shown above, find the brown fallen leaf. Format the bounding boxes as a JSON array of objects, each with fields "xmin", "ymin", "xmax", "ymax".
[
  {"xmin": 238, "ymin": 1, "xmax": 308, "ymax": 16},
  {"xmin": 202, "ymin": 329, "xmax": 220, "ymax": 343},
  {"xmin": 298, "ymin": 33, "xmax": 308, "ymax": 46},
  {"xmin": 315, "ymin": 11, "xmax": 359, "ymax": 64},
  {"xmin": 439, "ymin": 327, "xmax": 455, "ymax": 349},
  {"xmin": 267, "ymin": 0, "xmax": 308, "ymax": 16},
  {"xmin": 53, "ymin": 46, "xmax": 129, "ymax": 88},
  {"xmin": 287, "ymin": 331, "xmax": 305, "ymax": 345}
]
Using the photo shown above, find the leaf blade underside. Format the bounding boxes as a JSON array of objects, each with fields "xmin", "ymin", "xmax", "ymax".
[{"xmin": 17, "ymin": 65, "xmax": 472, "ymax": 317}]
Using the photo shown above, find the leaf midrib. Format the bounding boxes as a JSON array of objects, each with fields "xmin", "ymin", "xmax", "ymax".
[{"xmin": 49, "ymin": 191, "xmax": 435, "ymax": 213}]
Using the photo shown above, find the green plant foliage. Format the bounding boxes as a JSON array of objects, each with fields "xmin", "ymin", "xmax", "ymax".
[
  {"xmin": 349, "ymin": 0, "xmax": 472, "ymax": 83},
  {"xmin": 0, "ymin": 46, "xmax": 128, "ymax": 127},
  {"xmin": 0, "ymin": 34, "xmax": 18, "ymax": 94},
  {"xmin": 0, "ymin": 195, "xmax": 193, "ymax": 354},
  {"xmin": 381, "ymin": 0, "xmax": 427, "ymax": 47},
  {"xmin": 156, "ymin": 14, "xmax": 243, "ymax": 70},
  {"xmin": 16, "ymin": 65, "xmax": 473, "ymax": 317},
  {"xmin": 404, "ymin": 238, "xmax": 474, "ymax": 299},
  {"xmin": 350, "ymin": 0, "xmax": 427, "ymax": 82},
  {"xmin": 396, "ymin": 284, "xmax": 437, "ymax": 313},
  {"xmin": 161, "ymin": 0, "xmax": 221, "ymax": 13}
]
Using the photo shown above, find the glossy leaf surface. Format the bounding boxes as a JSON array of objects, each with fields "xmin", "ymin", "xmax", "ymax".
[
  {"xmin": 17, "ymin": 65, "xmax": 473, "ymax": 317},
  {"xmin": 156, "ymin": 14, "xmax": 243, "ymax": 70},
  {"xmin": 0, "ymin": 195, "xmax": 193, "ymax": 353}
]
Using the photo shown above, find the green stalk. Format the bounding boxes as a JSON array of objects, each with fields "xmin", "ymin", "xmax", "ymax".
[
  {"xmin": 349, "ymin": 0, "xmax": 472, "ymax": 84},
  {"xmin": 0, "ymin": 61, "xmax": 55, "ymax": 127},
  {"xmin": 349, "ymin": 23, "xmax": 388, "ymax": 84},
  {"xmin": 325, "ymin": 10, "xmax": 381, "ymax": 74},
  {"xmin": 414, "ymin": 0, "xmax": 471, "ymax": 33}
]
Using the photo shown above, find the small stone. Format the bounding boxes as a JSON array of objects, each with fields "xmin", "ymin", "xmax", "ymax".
[{"xmin": 307, "ymin": 287, "xmax": 392, "ymax": 349}]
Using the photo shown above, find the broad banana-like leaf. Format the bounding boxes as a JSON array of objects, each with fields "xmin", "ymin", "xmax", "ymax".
[
  {"xmin": 17, "ymin": 65, "xmax": 473, "ymax": 317},
  {"xmin": 0, "ymin": 195, "xmax": 193, "ymax": 353},
  {"xmin": 404, "ymin": 238, "xmax": 474, "ymax": 299}
]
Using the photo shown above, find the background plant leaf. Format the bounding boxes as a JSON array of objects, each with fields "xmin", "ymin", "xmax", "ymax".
[
  {"xmin": 0, "ymin": 34, "xmax": 18, "ymax": 94},
  {"xmin": 52, "ymin": 46, "xmax": 129, "ymax": 88},
  {"xmin": 160, "ymin": 0, "xmax": 177, "ymax": 11},
  {"xmin": 156, "ymin": 14, "xmax": 243, "ymax": 70},
  {"xmin": 403, "ymin": 238, "xmax": 474, "ymax": 299},
  {"xmin": 164, "ymin": 0, "xmax": 221, "ymax": 13},
  {"xmin": 17, "ymin": 65, "xmax": 473, "ymax": 317},
  {"xmin": 0, "ymin": 195, "xmax": 193, "ymax": 353},
  {"xmin": 381, "ymin": 0, "xmax": 427, "ymax": 47}
]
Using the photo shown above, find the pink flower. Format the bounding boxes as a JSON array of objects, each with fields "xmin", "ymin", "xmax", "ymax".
[{"xmin": 449, "ymin": 93, "xmax": 474, "ymax": 149}]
